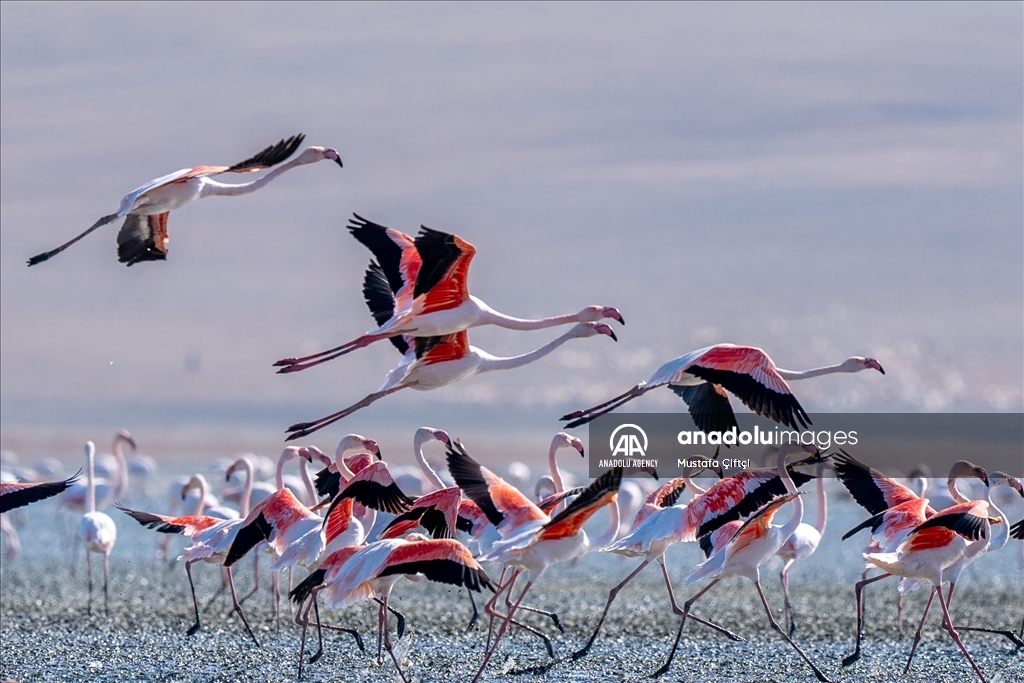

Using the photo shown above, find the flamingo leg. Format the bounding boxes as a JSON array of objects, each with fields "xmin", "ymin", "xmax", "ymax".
[
  {"xmin": 936, "ymin": 584, "xmax": 987, "ymax": 682},
  {"xmin": 650, "ymin": 577, "xmax": 720, "ymax": 678},
  {"xmin": 753, "ymin": 580, "xmax": 832, "ymax": 683},
  {"xmin": 227, "ymin": 567, "xmax": 260, "ymax": 647},
  {"xmin": 239, "ymin": 552, "xmax": 260, "ymax": 604},
  {"xmin": 472, "ymin": 579, "xmax": 534, "ymax": 683},
  {"xmin": 573, "ymin": 559, "xmax": 650, "ymax": 660},
  {"xmin": 272, "ymin": 570, "xmax": 281, "ymax": 630},
  {"xmin": 381, "ymin": 595, "xmax": 409, "ymax": 683},
  {"xmin": 85, "ymin": 551, "xmax": 94, "ymax": 615},
  {"xmin": 842, "ymin": 572, "xmax": 891, "ymax": 666},
  {"xmin": 781, "ymin": 559, "xmax": 795, "ymax": 637},
  {"xmin": 26, "ymin": 212, "xmax": 119, "ymax": 266},
  {"xmin": 503, "ymin": 580, "xmax": 564, "ymax": 633},
  {"xmin": 285, "ymin": 386, "xmax": 407, "ymax": 441},
  {"xmin": 485, "ymin": 567, "xmax": 513, "ymax": 649},
  {"xmin": 904, "ymin": 586, "xmax": 935, "ymax": 674},
  {"xmin": 297, "ymin": 595, "xmax": 315, "ymax": 678},
  {"xmin": 660, "ymin": 558, "xmax": 742, "ymax": 641},
  {"xmin": 946, "ymin": 580, "xmax": 1024, "ymax": 646},
  {"xmin": 275, "ymin": 331, "xmax": 397, "ymax": 373},
  {"xmin": 897, "ymin": 591, "xmax": 905, "ymax": 634},
  {"xmin": 185, "ymin": 561, "xmax": 203, "ymax": 636},
  {"xmin": 562, "ymin": 386, "xmax": 648, "ymax": 429},
  {"xmin": 466, "ymin": 589, "xmax": 479, "ymax": 629},
  {"xmin": 103, "ymin": 552, "xmax": 110, "ymax": 615}
]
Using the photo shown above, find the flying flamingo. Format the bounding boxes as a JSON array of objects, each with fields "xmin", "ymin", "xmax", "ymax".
[
  {"xmin": 561, "ymin": 345, "xmax": 884, "ymax": 431},
  {"xmin": 27, "ymin": 134, "xmax": 341, "ymax": 266},
  {"xmin": 273, "ymin": 214, "xmax": 623, "ymax": 372},
  {"xmin": 58, "ymin": 430, "xmax": 136, "ymax": 512},
  {"xmin": 862, "ymin": 495, "xmax": 1004, "ymax": 681},
  {"xmin": 776, "ymin": 458, "xmax": 828, "ymax": 636},
  {"xmin": 835, "ymin": 452, "xmax": 989, "ymax": 667},
  {"xmin": 292, "ymin": 534, "xmax": 493, "ymax": 682},
  {"xmin": 286, "ymin": 322, "xmax": 617, "ymax": 440},
  {"xmin": 651, "ymin": 443, "xmax": 831, "ymax": 681},
  {"xmin": 1, "ymin": 472, "xmax": 79, "ymax": 514},
  {"xmin": 78, "ymin": 441, "xmax": 117, "ymax": 615},
  {"xmin": 572, "ymin": 472, "xmax": 743, "ymax": 661}
]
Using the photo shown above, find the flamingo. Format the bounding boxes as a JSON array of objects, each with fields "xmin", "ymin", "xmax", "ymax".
[
  {"xmin": 78, "ymin": 441, "xmax": 117, "ymax": 614},
  {"xmin": 571, "ymin": 472, "xmax": 743, "ymax": 661},
  {"xmin": 27, "ymin": 134, "xmax": 341, "ymax": 266},
  {"xmin": 862, "ymin": 496, "xmax": 1004, "ymax": 682},
  {"xmin": 651, "ymin": 443, "xmax": 832, "ymax": 682},
  {"xmin": 310, "ymin": 434, "xmax": 383, "ymax": 503},
  {"xmin": 291, "ymin": 534, "xmax": 493, "ymax": 681},
  {"xmin": 58, "ymin": 430, "xmax": 136, "ymax": 513},
  {"xmin": 561, "ymin": 345, "xmax": 884, "ymax": 431},
  {"xmin": 286, "ymin": 322, "xmax": 617, "ymax": 440},
  {"xmin": 1, "ymin": 472, "xmax": 79, "ymax": 514},
  {"xmin": 776, "ymin": 458, "xmax": 828, "ymax": 636},
  {"xmin": 443, "ymin": 440, "xmax": 649, "ymax": 681},
  {"xmin": 273, "ymin": 214, "xmax": 623, "ymax": 372},
  {"xmin": 834, "ymin": 452, "xmax": 989, "ymax": 666}
]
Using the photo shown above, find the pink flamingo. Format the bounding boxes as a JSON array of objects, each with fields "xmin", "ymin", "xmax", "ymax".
[
  {"xmin": 286, "ymin": 322, "xmax": 617, "ymax": 440},
  {"xmin": 78, "ymin": 441, "xmax": 117, "ymax": 615},
  {"xmin": 561, "ymin": 345, "xmax": 883, "ymax": 431},
  {"xmin": 27, "ymin": 134, "xmax": 341, "ymax": 266},
  {"xmin": 835, "ymin": 451, "xmax": 989, "ymax": 666},
  {"xmin": 863, "ymin": 496, "xmax": 1004, "ymax": 682},
  {"xmin": 274, "ymin": 215, "xmax": 622, "ymax": 372},
  {"xmin": 652, "ymin": 443, "xmax": 832, "ymax": 681}
]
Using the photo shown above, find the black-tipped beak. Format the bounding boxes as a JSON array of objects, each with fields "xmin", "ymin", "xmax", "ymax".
[
  {"xmin": 877, "ymin": 365, "xmax": 885, "ymax": 375},
  {"xmin": 615, "ymin": 313, "xmax": 625, "ymax": 325},
  {"xmin": 334, "ymin": 157, "xmax": 344, "ymax": 168},
  {"xmin": 609, "ymin": 330, "xmax": 618, "ymax": 342}
]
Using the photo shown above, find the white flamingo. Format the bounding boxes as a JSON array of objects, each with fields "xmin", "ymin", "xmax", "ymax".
[{"xmin": 78, "ymin": 441, "xmax": 117, "ymax": 614}]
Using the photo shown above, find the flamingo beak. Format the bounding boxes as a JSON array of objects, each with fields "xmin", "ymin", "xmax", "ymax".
[
  {"xmin": 867, "ymin": 358, "xmax": 885, "ymax": 374},
  {"xmin": 334, "ymin": 156, "xmax": 344, "ymax": 168}
]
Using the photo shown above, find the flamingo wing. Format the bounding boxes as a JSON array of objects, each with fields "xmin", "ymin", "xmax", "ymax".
[
  {"xmin": 699, "ymin": 519, "xmax": 744, "ymax": 558},
  {"xmin": 313, "ymin": 465, "xmax": 342, "ymax": 501},
  {"xmin": 833, "ymin": 450, "xmax": 922, "ymax": 515},
  {"xmin": 445, "ymin": 440, "xmax": 546, "ymax": 532},
  {"xmin": 415, "ymin": 331, "xmax": 470, "ymax": 364},
  {"xmin": 537, "ymin": 467, "xmax": 622, "ymax": 541},
  {"xmin": 222, "ymin": 134, "xmax": 305, "ymax": 173},
  {"xmin": 117, "ymin": 504, "xmax": 222, "ymax": 536},
  {"xmin": 726, "ymin": 492, "xmax": 798, "ymax": 554},
  {"xmin": 0, "ymin": 474, "xmax": 78, "ymax": 514},
  {"xmin": 117, "ymin": 212, "xmax": 170, "ymax": 265},
  {"xmin": 684, "ymin": 468, "xmax": 814, "ymax": 541},
  {"xmin": 348, "ymin": 214, "xmax": 418, "ymax": 294},
  {"xmin": 412, "ymin": 227, "xmax": 476, "ymax": 312},
  {"xmin": 684, "ymin": 346, "xmax": 809, "ymax": 430},
  {"xmin": 362, "ymin": 262, "xmax": 411, "ymax": 355},
  {"xmin": 911, "ymin": 501, "xmax": 991, "ymax": 542},
  {"xmin": 326, "ymin": 461, "xmax": 414, "ymax": 516},
  {"xmin": 537, "ymin": 486, "xmax": 587, "ymax": 514},
  {"xmin": 669, "ymin": 383, "xmax": 739, "ymax": 433},
  {"xmin": 378, "ymin": 538, "xmax": 493, "ymax": 592}
]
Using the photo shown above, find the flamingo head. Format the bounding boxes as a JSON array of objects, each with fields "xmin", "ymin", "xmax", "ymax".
[
  {"xmin": 225, "ymin": 457, "xmax": 250, "ymax": 482},
  {"xmin": 842, "ymin": 357, "xmax": 885, "ymax": 375},
  {"xmin": 116, "ymin": 429, "xmax": 138, "ymax": 450},
  {"xmin": 551, "ymin": 432, "xmax": 585, "ymax": 458},
  {"xmin": 181, "ymin": 474, "xmax": 208, "ymax": 500},
  {"xmin": 415, "ymin": 426, "xmax": 450, "ymax": 448},
  {"xmin": 302, "ymin": 445, "xmax": 333, "ymax": 466},
  {"xmin": 428, "ymin": 428, "xmax": 451, "ymax": 446},
  {"xmin": 297, "ymin": 146, "xmax": 343, "ymax": 168},
  {"xmin": 576, "ymin": 321, "xmax": 617, "ymax": 342},
  {"xmin": 948, "ymin": 460, "xmax": 989, "ymax": 487},
  {"xmin": 989, "ymin": 471, "xmax": 1024, "ymax": 497},
  {"xmin": 336, "ymin": 434, "xmax": 382, "ymax": 461},
  {"xmin": 84, "ymin": 441, "xmax": 96, "ymax": 459},
  {"xmin": 579, "ymin": 305, "xmax": 625, "ymax": 325}
]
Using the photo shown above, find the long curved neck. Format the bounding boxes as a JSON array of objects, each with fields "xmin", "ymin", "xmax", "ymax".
[
  {"xmin": 986, "ymin": 486, "xmax": 1009, "ymax": 552},
  {"xmin": 85, "ymin": 449, "xmax": 96, "ymax": 514},
  {"xmin": 682, "ymin": 473, "xmax": 707, "ymax": 495},
  {"xmin": 948, "ymin": 476, "xmax": 971, "ymax": 505},
  {"xmin": 777, "ymin": 447, "xmax": 803, "ymax": 537},
  {"xmin": 415, "ymin": 435, "xmax": 446, "ymax": 490},
  {"xmin": 299, "ymin": 458, "xmax": 317, "ymax": 507},
  {"xmin": 334, "ymin": 451, "xmax": 356, "ymax": 482},
  {"xmin": 201, "ymin": 157, "xmax": 308, "ymax": 197},
  {"xmin": 192, "ymin": 486, "xmax": 205, "ymax": 516},
  {"xmin": 238, "ymin": 459, "xmax": 254, "ymax": 517},
  {"xmin": 476, "ymin": 327, "xmax": 584, "ymax": 373},
  {"xmin": 548, "ymin": 444, "xmax": 566, "ymax": 496},
  {"xmin": 776, "ymin": 363, "xmax": 848, "ymax": 381},
  {"xmin": 276, "ymin": 448, "xmax": 297, "ymax": 490},
  {"xmin": 476, "ymin": 299, "xmax": 582, "ymax": 331},
  {"xmin": 813, "ymin": 462, "xmax": 827, "ymax": 535},
  {"xmin": 112, "ymin": 436, "xmax": 129, "ymax": 498},
  {"xmin": 590, "ymin": 496, "xmax": 620, "ymax": 549}
]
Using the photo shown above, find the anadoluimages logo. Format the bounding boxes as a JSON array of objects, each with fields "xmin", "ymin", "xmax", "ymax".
[{"xmin": 609, "ymin": 423, "xmax": 648, "ymax": 457}]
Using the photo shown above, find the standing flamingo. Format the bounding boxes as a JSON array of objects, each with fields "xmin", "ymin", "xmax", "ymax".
[
  {"xmin": 274, "ymin": 215, "xmax": 623, "ymax": 372},
  {"xmin": 27, "ymin": 134, "xmax": 341, "ymax": 266},
  {"xmin": 651, "ymin": 443, "xmax": 832, "ymax": 681},
  {"xmin": 78, "ymin": 441, "xmax": 117, "ymax": 614},
  {"xmin": 776, "ymin": 458, "xmax": 828, "ymax": 636},
  {"xmin": 286, "ymin": 322, "xmax": 617, "ymax": 440},
  {"xmin": 561, "ymin": 345, "xmax": 883, "ymax": 431}
]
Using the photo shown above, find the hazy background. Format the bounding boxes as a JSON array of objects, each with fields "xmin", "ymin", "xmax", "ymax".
[{"xmin": 2, "ymin": 2, "xmax": 1021, "ymax": 466}]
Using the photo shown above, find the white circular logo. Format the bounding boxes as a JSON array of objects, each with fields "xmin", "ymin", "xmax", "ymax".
[{"xmin": 609, "ymin": 423, "xmax": 648, "ymax": 457}]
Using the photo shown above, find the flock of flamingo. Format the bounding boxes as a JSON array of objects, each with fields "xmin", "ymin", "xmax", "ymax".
[{"xmin": 3, "ymin": 134, "xmax": 1022, "ymax": 682}]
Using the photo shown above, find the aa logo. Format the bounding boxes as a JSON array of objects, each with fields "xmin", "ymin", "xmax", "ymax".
[{"xmin": 610, "ymin": 424, "xmax": 648, "ymax": 457}]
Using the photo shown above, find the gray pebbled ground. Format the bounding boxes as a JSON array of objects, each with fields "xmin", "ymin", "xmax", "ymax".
[{"xmin": 1, "ymin": 493, "xmax": 1022, "ymax": 683}]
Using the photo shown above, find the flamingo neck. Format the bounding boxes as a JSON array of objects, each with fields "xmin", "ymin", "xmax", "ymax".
[
  {"xmin": 238, "ymin": 459, "xmax": 254, "ymax": 517},
  {"xmin": 112, "ymin": 435, "xmax": 129, "ymax": 499},
  {"xmin": 85, "ymin": 448, "xmax": 96, "ymax": 514},
  {"xmin": 548, "ymin": 443, "xmax": 567, "ymax": 496},
  {"xmin": 191, "ymin": 485, "xmax": 205, "ymax": 516},
  {"xmin": 299, "ymin": 458, "xmax": 317, "ymax": 507},
  {"xmin": 590, "ymin": 496, "xmax": 621, "ymax": 549},
  {"xmin": 986, "ymin": 485, "xmax": 1010, "ymax": 553},
  {"xmin": 777, "ymin": 446, "xmax": 804, "ymax": 537},
  {"xmin": 947, "ymin": 476, "xmax": 972, "ymax": 505},
  {"xmin": 276, "ymin": 448, "xmax": 299, "ymax": 490},
  {"xmin": 414, "ymin": 434, "xmax": 446, "ymax": 490},
  {"xmin": 200, "ymin": 157, "xmax": 309, "ymax": 197},
  {"xmin": 776, "ymin": 363, "xmax": 848, "ymax": 380},
  {"xmin": 476, "ymin": 298, "xmax": 581, "ymax": 331},
  {"xmin": 813, "ymin": 462, "xmax": 827, "ymax": 535},
  {"xmin": 682, "ymin": 474, "xmax": 707, "ymax": 495},
  {"xmin": 475, "ymin": 326, "xmax": 586, "ymax": 373},
  {"xmin": 334, "ymin": 451, "xmax": 356, "ymax": 482}
]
